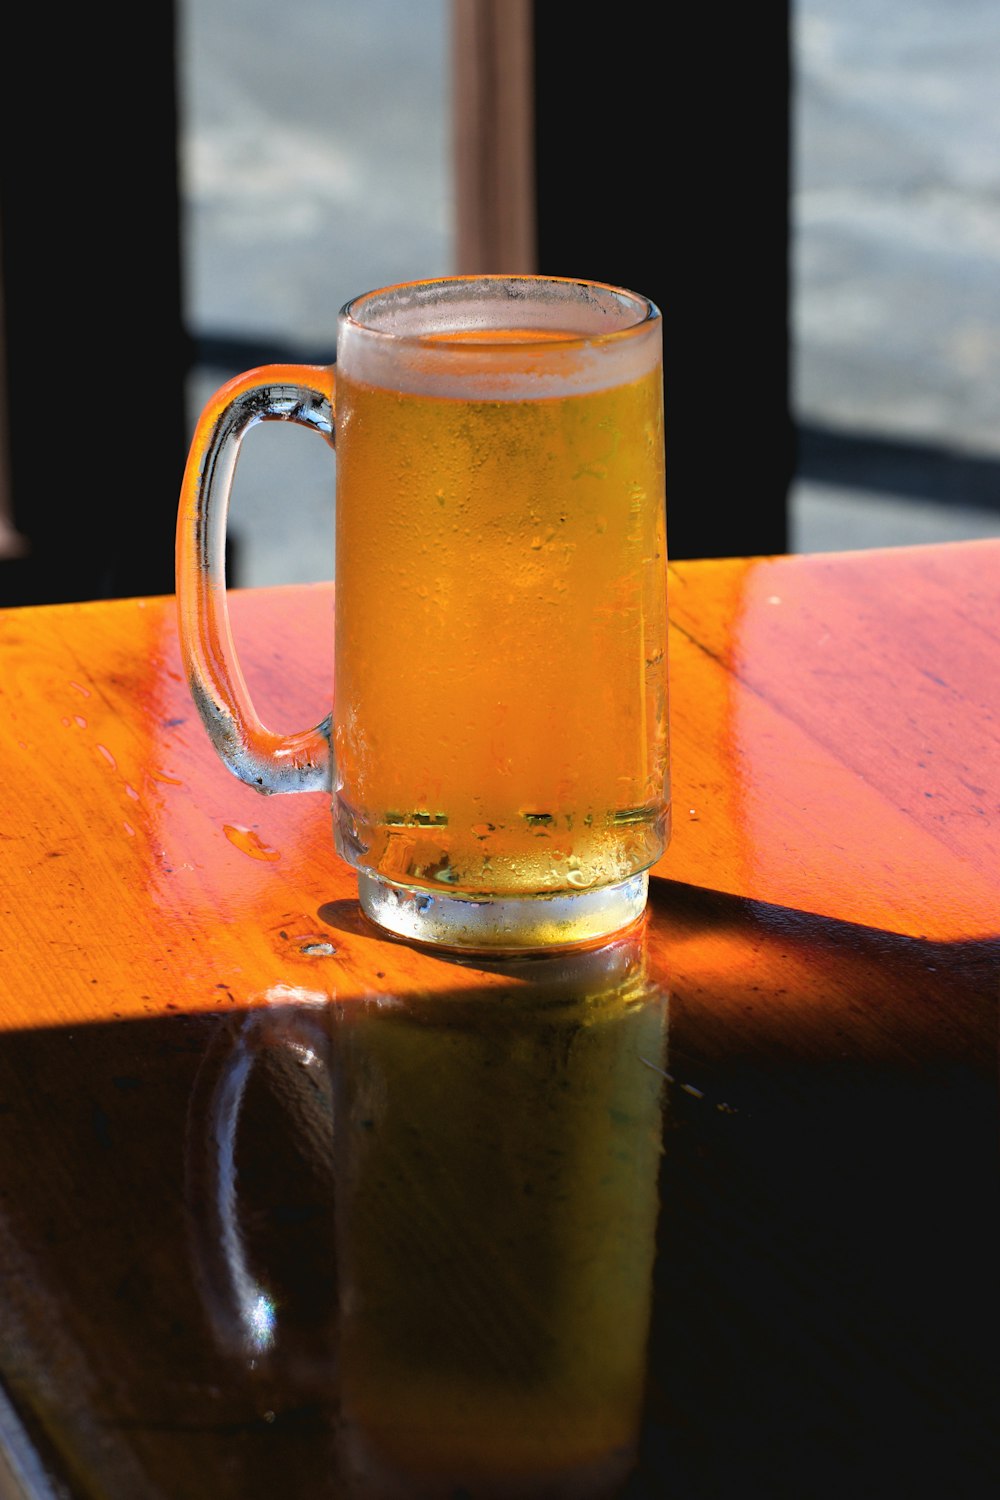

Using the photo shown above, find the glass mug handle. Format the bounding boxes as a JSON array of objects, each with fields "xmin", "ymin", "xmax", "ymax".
[{"xmin": 176, "ymin": 364, "xmax": 336, "ymax": 794}]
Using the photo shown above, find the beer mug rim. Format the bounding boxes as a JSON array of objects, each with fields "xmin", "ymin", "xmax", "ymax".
[
  {"xmin": 339, "ymin": 274, "xmax": 661, "ymax": 349},
  {"xmin": 337, "ymin": 275, "xmax": 662, "ymax": 400}
]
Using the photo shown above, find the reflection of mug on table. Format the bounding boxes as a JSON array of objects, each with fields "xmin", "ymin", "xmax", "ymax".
[
  {"xmin": 188, "ymin": 932, "xmax": 669, "ymax": 1498},
  {"xmin": 176, "ymin": 275, "xmax": 670, "ymax": 952}
]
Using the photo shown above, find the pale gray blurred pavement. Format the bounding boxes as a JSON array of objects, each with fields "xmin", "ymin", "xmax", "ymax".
[{"xmin": 178, "ymin": 0, "xmax": 1000, "ymax": 585}]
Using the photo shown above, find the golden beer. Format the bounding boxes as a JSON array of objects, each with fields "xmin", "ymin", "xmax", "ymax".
[
  {"xmin": 179, "ymin": 275, "xmax": 669, "ymax": 950},
  {"xmin": 333, "ymin": 334, "xmax": 669, "ymax": 911}
]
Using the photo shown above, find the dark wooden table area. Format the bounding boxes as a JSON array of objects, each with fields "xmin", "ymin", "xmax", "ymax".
[{"xmin": 0, "ymin": 541, "xmax": 997, "ymax": 1498}]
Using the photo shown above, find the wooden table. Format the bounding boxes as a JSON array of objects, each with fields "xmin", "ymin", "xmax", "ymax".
[{"xmin": 0, "ymin": 541, "xmax": 996, "ymax": 1498}]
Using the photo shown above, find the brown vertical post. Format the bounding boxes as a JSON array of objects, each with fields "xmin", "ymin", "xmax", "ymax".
[{"xmin": 452, "ymin": 0, "xmax": 538, "ymax": 274}]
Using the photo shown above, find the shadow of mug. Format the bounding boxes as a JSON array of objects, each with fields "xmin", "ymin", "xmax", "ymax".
[{"xmin": 185, "ymin": 928, "xmax": 669, "ymax": 1498}]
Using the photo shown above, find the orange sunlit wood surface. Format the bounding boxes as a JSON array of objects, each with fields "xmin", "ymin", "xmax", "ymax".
[{"xmin": 0, "ymin": 540, "xmax": 997, "ymax": 1499}]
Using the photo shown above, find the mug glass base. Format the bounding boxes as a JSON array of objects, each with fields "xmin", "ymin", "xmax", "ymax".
[{"xmin": 355, "ymin": 869, "xmax": 649, "ymax": 954}]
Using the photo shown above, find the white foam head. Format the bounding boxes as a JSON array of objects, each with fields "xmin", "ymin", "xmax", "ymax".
[{"xmin": 336, "ymin": 275, "xmax": 662, "ymax": 400}]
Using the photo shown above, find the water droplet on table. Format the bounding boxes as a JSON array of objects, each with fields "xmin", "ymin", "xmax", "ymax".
[{"xmin": 223, "ymin": 825, "xmax": 281, "ymax": 862}]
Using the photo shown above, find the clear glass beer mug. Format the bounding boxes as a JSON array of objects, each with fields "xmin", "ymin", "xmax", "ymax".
[{"xmin": 176, "ymin": 275, "xmax": 670, "ymax": 952}]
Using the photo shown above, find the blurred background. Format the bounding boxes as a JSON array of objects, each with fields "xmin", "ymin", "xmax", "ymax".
[
  {"xmin": 2, "ymin": 0, "xmax": 999, "ymax": 601},
  {"xmin": 791, "ymin": 0, "xmax": 1000, "ymax": 554}
]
